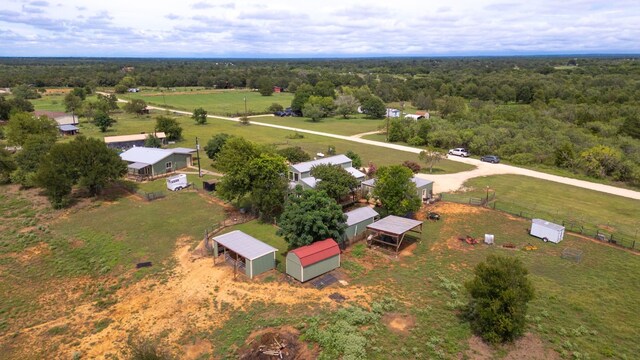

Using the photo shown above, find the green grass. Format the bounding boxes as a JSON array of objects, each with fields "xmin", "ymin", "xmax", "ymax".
[
  {"xmin": 250, "ymin": 114, "xmax": 385, "ymax": 136},
  {"xmin": 459, "ymin": 175, "xmax": 640, "ymax": 242},
  {"xmin": 126, "ymin": 89, "xmax": 294, "ymax": 117}
]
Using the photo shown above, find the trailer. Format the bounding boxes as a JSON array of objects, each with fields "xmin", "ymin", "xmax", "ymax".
[
  {"xmin": 530, "ymin": 219, "xmax": 565, "ymax": 243},
  {"xmin": 166, "ymin": 173, "xmax": 188, "ymax": 191}
]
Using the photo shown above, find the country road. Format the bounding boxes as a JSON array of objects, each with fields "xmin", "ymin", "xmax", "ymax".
[{"xmin": 106, "ymin": 95, "xmax": 640, "ymax": 201}]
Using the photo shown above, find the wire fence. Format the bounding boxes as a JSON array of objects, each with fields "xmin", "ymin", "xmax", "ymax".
[{"xmin": 440, "ymin": 193, "xmax": 638, "ymax": 251}]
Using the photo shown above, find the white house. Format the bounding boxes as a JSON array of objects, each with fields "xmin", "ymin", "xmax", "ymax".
[
  {"xmin": 386, "ymin": 108, "xmax": 401, "ymax": 118},
  {"xmin": 288, "ymin": 154, "xmax": 366, "ymax": 190}
]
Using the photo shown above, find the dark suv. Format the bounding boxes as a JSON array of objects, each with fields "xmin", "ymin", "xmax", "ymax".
[{"xmin": 480, "ymin": 155, "xmax": 500, "ymax": 163}]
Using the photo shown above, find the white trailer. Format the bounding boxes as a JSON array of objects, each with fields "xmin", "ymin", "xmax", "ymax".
[
  {"xmin": 530, "ymin": 219, "xmax": 565, "ymax": 243},
  {"xmin": 166, "ymin": 174, "xmax": 188, "ymax": 191}
]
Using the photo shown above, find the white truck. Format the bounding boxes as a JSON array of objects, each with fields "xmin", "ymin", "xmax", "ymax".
[
  {"xmin": 530, "ymin": 219, "xmax": 565, "ymax": 243},
  {"xmin": 166, "ymin": 174, "xmax": 188, "ymax": 191},
  {"xmin": 448, "ymin": 148, "xmax": 469, "ymax": 157}
]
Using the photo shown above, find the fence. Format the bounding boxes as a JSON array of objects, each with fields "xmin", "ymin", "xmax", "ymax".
[
  {"xmin": 440, "ymin": 193, "xmax": 638, "ymax": 251},
  {"xmin": 136, "ymin": 190, "xmax": 166, "ymax": 201}
]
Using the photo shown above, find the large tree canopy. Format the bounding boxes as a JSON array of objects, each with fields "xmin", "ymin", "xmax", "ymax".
[
  {"xmin": 155, "ymin": 116, "xmax": 182, "ymax": 141},
  {"xmin": 310, "ymin": 164, "xmax": 359, "ymax": 203},
  {"xmin": 372, "ymin": 165, "xmax": 421, "ymax": 217},
  {"xmin": 465, "ymin": 255, "xmax": 535, "ymax": 344},
  {"xmin": 5, "ymin": 112, "xmax": 58, "ymax": 146},
  {"xmin": 277, "ymin": 188, "xmax": 347, "ymax": 248}
]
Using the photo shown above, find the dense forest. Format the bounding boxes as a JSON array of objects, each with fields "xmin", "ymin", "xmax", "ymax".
[{"xmin": 0, "ymin": 56, "xmax": 639, "ymax": 187}]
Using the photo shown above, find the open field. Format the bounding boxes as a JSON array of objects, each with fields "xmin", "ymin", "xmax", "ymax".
[
  {"xmin": 126, "ymin": 89, "xmax": 294, "ymax": 116},
  {"xmin": 454, "ymin": 175, "xmax": 640, "ymax": 242},
  {"xmin": 250, "ymin": 114, "xmax": 385, "ymax": 136}
]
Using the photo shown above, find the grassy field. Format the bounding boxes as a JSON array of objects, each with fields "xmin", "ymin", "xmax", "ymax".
[
  {"xmin": 0, "ymin": 185, "xmax": 225, "ymax": 337},
  {"xmin": 207, "ymin": 203, "xmax": 640, "ymax": 359},
  {"xmin": 456, "ymin": 175, "xmax": 640, "ymax": 243},
  {"xmin": 126, "ymin": 89, "xmax": 294, "ymax": 116},
  {"xmin": 251, "ymin": 114, "xmax": 385, "ymax": 136}
]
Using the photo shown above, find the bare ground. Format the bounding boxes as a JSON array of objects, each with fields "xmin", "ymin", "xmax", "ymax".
[{"xmin": 463, "ymin": 333, "xmax": 560, "ymax": 360}]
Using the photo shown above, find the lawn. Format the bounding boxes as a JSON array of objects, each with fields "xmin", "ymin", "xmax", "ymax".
[
  {"xmin": 208, "ymin": 204, "xmax": 640, "ymax": 359},
  {"xmin": 0, "ymin": 185, "xmax": 225, "ymax": 337},
  {"xmin": 458, "ymin": 175, "xmax": 640, "ymax": 243},
  {"xmin": 250, "ymin": 114, "xmax": 385, "ymax": 136},
  {"xmin": 126, "ymin": 89, "xmax": 294, "ymax": 117}
]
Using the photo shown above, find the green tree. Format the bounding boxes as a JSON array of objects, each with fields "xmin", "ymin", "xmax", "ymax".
[
  {"xmin": 216, "ymin": 137, "xmax": 261, "ymax": 201},
  {"xmin": 94, "ymin": 111, "xmax": 114, "ymax": 132},
  {"xmin": 291, "ymin": 83, "xmax": 314, "ymax": 112},
  {"xmin": 257, "ymin": 77, "xmax": 274, "ymax": 96},
  {"xmin": 277, "ymin": 146, "xmax": 311, "ymax": 163},
  {"xmin": 334, "ymin": 95, "xmax": 360, "ymax": 118},
  {"xmin": 620, "ymin": 114, "xmax": 640, "ymax": 139},
  {"xmin": 307, "ymin": 95, "xmax": 335, "ymax": 114},
  {"xmin": 35, "ymin": 143, "xmax": 76, "ymax": 208},
  {"xmin": 465, "ymin": 255, "xmax": 535, "ymax": 344},
  {"xmin": 361, "ymin": 95, "xmax": 386, "ymax": 119},
  {"xmin": 268, "ymin": 103, "xmax": 284, "ymax": 113},
  {"xmin": 11, "ymin": 134, "xmax": 56, "ymax": 187},
  {"xmin": 344, "ymin": 150, "xmax": 362, "ymax": 168},
  {"xmin": 64, "ymin": 93, "xmax": 83, "ymax": 114},
  {"xmin": 155, "ymin": 116, "xmax": 182, "ymax": 141},
  {"xmin": 246, "ymin": 153, "xmax": 289, "ymax": 221},
  {"xmin": 11, "ymin": 84, "xmax": 41, "ymax": 100},
  {"xmin": 204, "ymin": 133, "xmax": 231, "ymax": 160},
  {"xmin": 579, "ymin": 145, "xmax": 623, "ymax": 178},
  {"xmin": 5, "ymin": 112, "xmax": 58, "ymax": 146},
  {"xmin": 0, "ymin": 148, "xmax": 16, "ymax": 184},
  {"xmin": 419, "ymin": 148, "xmax": 445, "ymax": 173},
  {"xmin": 96, "ymin": 93, "xmax": 119, "ymax": 112},
  {"xmin": 277, "ymin": 188, "xmax": 347, "ymax": 248},
  {"xmin": 373, "ymin": 165, "xmax": 421, "ymax": 216},
  {"xmin": 192, "ymin": 107, "xmax": 208, "ymax": 125},
  {"xmin": 314, "ymin": 81, "xmax": 336, "ymax": 98},
  {"xmin": 1, "ymin": 96, "xmax": 34, "ymax": 119},
  {"xmin": 311, "ymin": 164, "xmax": 360, "ymax": 202},
  {"xmin": 438, "ymin": 96, "xmax": 467, "ymax": 118},
  {"xmin": 123, "ymin": 99, "xmax": 147, "ymax": 115},
  {"xmin": 303, "ymin": 103, "xmax": 325, "ymax": 122},
  {"xmin": 144, "ymin": 134, "xmax": 162, "ymax": 148}
]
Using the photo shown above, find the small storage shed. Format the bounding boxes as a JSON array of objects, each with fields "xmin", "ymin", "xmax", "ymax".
[
  {"xmin": 213, "ymin": 230, "xmax": 278, "ymax": 279},
  {"xmin": 286, "ymin": 239, "xmax": 340, "ymax": 282},
  {"xmin": 530, "ymin": 219, "xmax": 565, "ymax": 243},
  {"xmin": 343, "ymin": 207, "xmax": 379, "ymax": 244}
]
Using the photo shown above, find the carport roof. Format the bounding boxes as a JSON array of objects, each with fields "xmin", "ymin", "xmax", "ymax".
[
  {"xmin": 345, "ymin": 206, "xmax": 379, "ymax": 226},
  {"xmin": 127, "ymin": 162, "xmax": 150, "ymax": 170},
  {"xmin": 213, "ymin": 230, "xmax": 278, "ymax": 260},
  {"xmin": 366, "ymin": 215, "xmax": 422, "ymax": 236}
]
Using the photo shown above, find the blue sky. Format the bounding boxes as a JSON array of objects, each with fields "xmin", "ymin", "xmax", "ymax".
[{"xmin": 1, "ymin": 0, "xmax": 638, "ymax": 57}]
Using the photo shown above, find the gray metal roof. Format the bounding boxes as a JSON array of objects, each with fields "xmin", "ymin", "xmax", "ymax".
[
  {"xmin": 360, "ymin": 176, "xmax": 433, "ymax": 188},
  {"xmin": 128, "ymin": 162, "xmax": 150, "ymax": 170},
  {"xmin": 345, "ymin": 206, "xmax": 379, "ymax": 226},
  {"xmin": 346, "ymin": 167, "xmax": 366, "ymax": 179},
  {"xmin": 301, "ymin": 177, "xmax": 318, "ymax": 188},
  {"xmin": 290, "ymin": 154, "xmax": 352, "ymax": 173},
  {"xmin": 59, "ymin": 124, "xmax": 79, "ymax": 131},
  {"xmin": 169, "ymin": 147, "xmax": 196, "ymax": 154},
  {"xmin": 120, "ymin": 147, "xmax": 173, "ymax": 165},
  {"xmin": 213, "ymin": 230, "xmax": 278, "ymax": 260},
  {"xmin": 367, "ymin": 215, "xmax": 422, "ymax": 235},
  {"xmin": 532, "ymin": 219, "xmax": 565, "ymax": 231}
]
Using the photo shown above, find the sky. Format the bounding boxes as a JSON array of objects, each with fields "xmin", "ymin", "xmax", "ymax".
[{"xmin": 0, "ymin": 0, "xmax": 639, "ymax": 57}]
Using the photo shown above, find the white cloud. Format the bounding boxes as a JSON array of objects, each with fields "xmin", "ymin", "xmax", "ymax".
[{"xmin": 0, "ymin": 0, "xmax": 638, "ymax": 56}]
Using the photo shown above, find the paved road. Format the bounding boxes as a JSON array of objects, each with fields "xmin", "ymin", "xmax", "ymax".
[{"xmin": 108, "ymin": 95, "xmax": 640, "ymax": 201}]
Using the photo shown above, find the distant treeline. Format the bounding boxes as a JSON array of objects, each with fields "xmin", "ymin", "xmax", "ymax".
[{"xmin": 1, "ymin": 56, "xmax": 639, "ymax": 186}]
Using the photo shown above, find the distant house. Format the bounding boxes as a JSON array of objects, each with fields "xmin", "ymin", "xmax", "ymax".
[
  {"xmin": 362, "ymin": 176, "xmax": 434, "ymax": 200},
  {"xmin": 386, "ymin": 108, "xmax": 401, "ymax": 118},
  {"xmin": 33, "ymin": 110, "xmax": 77, "ymax": 126},
  {"xmin": 273, "ymin": 86, "xmax": 282, "ymax": 93},
  {"xmin": 104, "ymin": 132, "xmax": 167, "ymax": 150},
  {"xmin": 58, "ymin": 124, "xmax": 79, "ymax": 136},
  {"xmin": 288, "ymin": 154, "xmax": 366, "ymax": 190},
  {"xmin": 119, "ymin": 147, "xmax": 195, "ymax": 179}
]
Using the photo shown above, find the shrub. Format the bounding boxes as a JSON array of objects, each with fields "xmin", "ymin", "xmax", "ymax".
[{"xmin": 402, "ymin": 160, "xmax": 421, "ymax": 174}]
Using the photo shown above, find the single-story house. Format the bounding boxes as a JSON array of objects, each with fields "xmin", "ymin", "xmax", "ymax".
[
  {"xmin": 104, "ymin": 132, "xmax": 167, "ymax": 150},
  {"xmin": 343, "ymin": 206, "xmax": 379, "ymax": 245},
  {"xmin": 58, "ymin": 124, "xmax": 79, "ymax": 136},
  {"xmin": 286, "ymin": 238, "xmax": 340, "ymax": 282},
  {"xmin": 288, "ymin": 154, "xmax": 365, "ymax": 190},
  {"xmin": 386, "ymin": 108, "xmax": 401, "ymax": 118},
  {"xmin": 362, "ymin": 176, "xmax": 434, "ymax": 200},
  {"xmin": 119, "ymin": 146, "xmax": 195, "ymax": 178},
  {"xmin": 33, "ymin": 110, "xmax": 78, "ymax": 126},
  {"xmin": 213, "ymin": 230, "xmax": 278, "ymax": 279}
]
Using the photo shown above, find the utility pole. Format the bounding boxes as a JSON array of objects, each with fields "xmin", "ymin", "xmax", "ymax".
[
  {"xmin": 385, "ymin": 108, "xmax": 389, "ymax": 142},
  {"xmin": 244, "ymin": 96, "xmax": 248, "ymax": 118},
  {"xmin": 195, "ymin": 136, "xmax": 202, "ymax": 177}
]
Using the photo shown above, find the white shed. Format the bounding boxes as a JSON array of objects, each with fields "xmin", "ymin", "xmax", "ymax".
[{"xmin": 530, "ymin": 219, "xmax": 565, "ymax": 243}]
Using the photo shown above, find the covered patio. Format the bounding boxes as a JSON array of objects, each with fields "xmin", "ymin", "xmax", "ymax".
[{"xmin": 366, "ymin": 215, "xmax": 423, "ymax": 254}]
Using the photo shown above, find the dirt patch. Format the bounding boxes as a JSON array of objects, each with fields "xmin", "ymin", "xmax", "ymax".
[
  {"xmin": 399, "ymin": 242, "xmax": 417, "ymax": 257},
  {"xmin": 239, "ymin": 326, "xmax": 316, "ymax": 360},
  {"xmin": 382, "ymin": 313, "xmax": 416, "ymax": 335},
  {"xmin": 435, "ymin": 202, "xmax": 484, "ymax": 216},
  {"xmin": 44, "ymin": 88, "xmax": 72, "ymax": 94},
  {"xmin": 463, "ymin": 333, "xmax": 560, "ymax": 360},
  {"xmin": 183, "ymin": 339, "xmax": 213, "ymax": 359}
]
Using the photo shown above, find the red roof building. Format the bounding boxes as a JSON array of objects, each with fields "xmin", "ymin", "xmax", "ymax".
[{"xmin": 286, "ymin": 238, "xmax": 341, "ymax": 282}]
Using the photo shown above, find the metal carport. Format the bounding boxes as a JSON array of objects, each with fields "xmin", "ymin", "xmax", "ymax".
[
  {"xmin": 366, "ymin": 215, "xmax": 423, "ymax": 254},
  {"xmin": 212, "ymin": 230, "xmax": 278, "ymax": 279}
]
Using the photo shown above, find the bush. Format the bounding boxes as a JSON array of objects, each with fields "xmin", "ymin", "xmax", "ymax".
[
  {"xmin": 465, "ymin": 255, "xmax": 534, "ymax": 344},
  {"xmin": 402, "ymin": 160, "xmax": 421, "ymax": 174},
  {"xmin": 408, "ymin": 135, "xmax": 426, "ymax": 146}
]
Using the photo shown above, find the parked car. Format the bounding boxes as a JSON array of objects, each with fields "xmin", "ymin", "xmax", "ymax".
[
  {"xmin": 480, "ymin": 155, "xmax": 500, "ymax": 163},
  {"xmin": 448, "ymin": 148, "xmax": 469, "ymax": 157}
]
